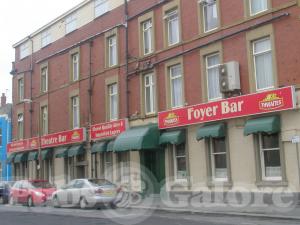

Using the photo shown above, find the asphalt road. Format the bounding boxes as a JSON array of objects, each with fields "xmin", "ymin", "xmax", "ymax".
[{"xmin": 1, "ymin": 205, "xmax": 300, "ymax": 225}]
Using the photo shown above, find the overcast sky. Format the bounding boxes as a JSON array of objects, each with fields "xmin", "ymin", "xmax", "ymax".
[{"xmin": 0, "ymin": 0, "xmax": 83, "ymax": 103}]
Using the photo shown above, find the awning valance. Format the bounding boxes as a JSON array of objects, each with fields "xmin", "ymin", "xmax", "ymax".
[
  {"xmin": 68, "ymin": 145, "xmax": 84, "ymax": 157},
  {"xmin": 14, "ymin": 152, "xmax": 28, "ymax": 163},
  {"xmin": 159, "ymin": 130, "xmax": 186, "ymax": 145},
  {"xmin": 28, "ymin": 151, "xmax": 38, "ymax": 161},
  {"xmin": 91, "ymin": 142, "xmax": 107, "ymax": 154},
  {"xmin": 244, "ymin": 116, "xmax": 280, "ymax": 136},
  {"xmin": 55, "ymin": 147, "xmax": 69, "ymax": 158},
  {"xmin": 196, "ymin": 123, "xmax": 226, "ymax": 141},
  {"xmin": 114, "ymin": 124, "xmax": 159, "ymax": 152},
  {"xmin": 106, "ymin": 140, "xmax": 115, "ymax": 152},
  {"xmin": 7, "ymin": 153, "xmax": 17, "ymax": 163},
  {"xmin": 41, "ymin": 148, "xmax": 53, "ymax": 160}
]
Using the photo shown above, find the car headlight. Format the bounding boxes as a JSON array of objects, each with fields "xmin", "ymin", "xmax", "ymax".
[{"xmin": 34, "ymin": 191, "xmax": 44, "ymax": 197}]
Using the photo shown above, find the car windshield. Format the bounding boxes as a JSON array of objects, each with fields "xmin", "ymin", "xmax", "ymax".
[
  {"xmin": 30, "ymin": 181, "xmax": 54, "ymax": 189},
  {"xmin": 88, "ymin": 179, "xmax": 114, "ymax": 187}
]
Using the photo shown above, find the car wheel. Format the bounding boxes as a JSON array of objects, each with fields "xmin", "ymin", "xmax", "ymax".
[
  {"xmin": 79, "ymin": 197, "xmax": 87, "ymax": 209},
  {"xmin": 52, "ymin": 196, "xmax": 61, "ymax": 208},
  {"xmin": 9, "ymin": 196, "xmax": 15, "ymax": 205},
  {"xmin": 27, "ymin": 196, "xmax": 34, "ymax": 207},
  {"xmin": 110, "ymin": 202, "xmax": 117, "ymax": 209}
]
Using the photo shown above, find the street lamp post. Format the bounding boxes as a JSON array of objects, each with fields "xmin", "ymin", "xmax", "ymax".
[{"xmin": 23, "ymin": 99, "xmax": 42, "ymax": 180}]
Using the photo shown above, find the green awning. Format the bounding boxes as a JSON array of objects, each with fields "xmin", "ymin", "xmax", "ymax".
[
  {"xmin": 244, "ymin": 116, "xmax": 280, "ymax": 136},
  {"xmin": 91, "ymin": 142, "xmax": 107, "ymax": 154},
  {"xmin": 14, "ymin": 152, "xmax": 28, "ymax": 163},
  {"xmin": 114, "ymin": 124, "xmax": 160, "ymax": 152},
  {"xmin": 159, "ymin": 130, "xmax": 186, "ymax": 145},
  {"xmin": 55, "ymin": 147, "xmax": 69, "ymax": 158},
  {"xmin": 106, "ymin": 140, "xmax": 115, "ymax": 152},
  {"xmin": 28, "ymin": 151, "xmax": 38, "ymax": 161},
  {"xmin": 41, "ymin": 148, "xmax": 53, "ymax": 160},
  {"xmin": 7, "ymin": 153, "xmax": 17, "ymax": 163},
  {"xmin": 68, "ymin": 145, "xmax": 84, "ymax": 157},
  {"xmin": 196, "ymin": 123, "xmax": 226, "ymax": 141}
]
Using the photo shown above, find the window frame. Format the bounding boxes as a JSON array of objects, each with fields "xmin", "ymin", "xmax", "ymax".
[
  {"xmin": 108, "ymin": 83, "xmax": 118, "ymax": 121},
  {"xmin": 164, "ymin": 8, "xmax": 180, "ymax": 46},
  {"xmin": 65, "ymin": 14, "xmax": 77, "ymax": 34},
  {"xmin": 201, "ymin": 0, "xmax": 219, "ymax": 33},
  {"xmin": 107, "ymin": 35, "xmax": 117, "ymax": 67},
  {"xmin": 41, "ymin": 66, "xmax": 48, "ymax": 93},
  {"xmin": 94, "ymin": 0, "xmax": 109, "ymax": 18},
  {"xmin": 172, "ymin": 143, "xmax": 187, "ymax": 182},
  {"xmin": 249, "ymin": 0, "xmax": 268, "ymax": 16},
  {"xmin": 72, "ymin": 53, "xmax": 79, "ymax": 82},
  {"xmin": 20, "ymin": 42, "xmax": 29, "ymax": 59},
  {"xmin": 17, "ymin": 113, "xmax": 24, "ymax": 140},
  {"xmin": 144, "ymin": 73, "xmax": 156, "ymax": 115},
  {"xmin": 18, "ymin": 78, "xmax": 24, "ymax": 102},
  {"xmin": 169, "ymin": 64, "xmax": 183, "ymax": 109},
  {"xmin": 142, "ymin": 19, "xmax": 153, "ymax": 55},
  {"xmin": 41, "ymin": 29, "xmax": 52, "ymax": 48},
  {"xmin": 71, "ymin": 96, "xmax": 80, "ymax": 129},
  {"xmin": 41, "ymin": 105, "xmax": 48, "ymax": 135},
  {"xmin": 205, "ymin": 52, "xmax": 222, "ymax": 101}
]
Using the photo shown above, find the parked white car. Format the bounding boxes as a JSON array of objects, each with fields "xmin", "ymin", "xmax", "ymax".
[{"xmin": 52, "ymin": 179, "xmax": 122, "ymax": 209}]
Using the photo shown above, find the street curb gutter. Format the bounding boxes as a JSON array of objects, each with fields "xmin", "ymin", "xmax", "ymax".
[{"xmin": 129, "ymin": 206, "xmax": 300, "ymax": 221}]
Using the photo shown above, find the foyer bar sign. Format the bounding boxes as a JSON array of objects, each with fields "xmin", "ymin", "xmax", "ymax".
[
  {"xmin": 158, "ymin": 86, "xmax": 296, "ymax": 129},
  {"xmin": 90, "ymin": 119, "xmax": 128, "ymax": 140},
  {"xmin": 7, "ymin": 128, "xmax": 86, "ymax": 153}
]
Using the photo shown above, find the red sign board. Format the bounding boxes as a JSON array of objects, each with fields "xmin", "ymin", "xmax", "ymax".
[
  {"xmin": 158, "ymin": 86, "xmax": 296, "ymax": 129},
  {"xmin": 7, "ymin": 128, "xmax": 86, "ymax": 153},
  {"xmin": 90, "ymin": 119, "xmax": 128, "ymax": 141}
]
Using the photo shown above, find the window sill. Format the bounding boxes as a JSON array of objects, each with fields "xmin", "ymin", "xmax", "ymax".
[
  {"xmin": 170, "ymin": 180, "xmax": 189, "ymax": 190},
  {"xmin": 41, "ymin": 43, "xmax": 52, "ymax": 49},
  {"xmin": 256, "ymin": 180, "xmax": 288, "ymax": 188},
  {"xmin": 94, "ymin": 11, "xmax": 110, "ymax": 21},
  {"xmin": 207, "ymin": 180, "xmax": 233, "ymax": 188},
  {"xmin": 65, "ymin": 29, "xmax": 78, "ymax": 37}
]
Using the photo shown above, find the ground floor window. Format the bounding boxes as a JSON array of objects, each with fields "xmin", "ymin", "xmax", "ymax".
[
  {"xmin": 209, "ymin": 137, "xmax": 228, "ymax": 181},
  {"xmin": 91, "ymin": 153, "xmax": 98, "ymax": 178},
  {"xmin": 43, "ymin": 159, "xmax": 53, "ymax": 182},
  {"xmin": 104, "ymin": 152, "xmax": 113, "ymax": 182},
  {"xmin": 173, "ymin": 143, "xmax": 187, "ymax": 181},
  {"xmin": 259, "ymin": 133, "xmax": 282, "ymax": 181},
  {"xmin": 118, "ymin": 152, "xmax": 130, "ymax": 184}
]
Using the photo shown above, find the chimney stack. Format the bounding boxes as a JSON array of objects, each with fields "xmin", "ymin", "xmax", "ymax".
[{"xmin": 1, "ymin": 93, "xmax": 6, "ymax": 107}]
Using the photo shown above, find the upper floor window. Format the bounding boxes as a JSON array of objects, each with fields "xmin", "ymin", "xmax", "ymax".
[
  {"xmin": 108, "ymin": 83, "xmax": 118, "ymax": 120},
  {"xmin": 144, "ymin": 73, "xmax": 156, "ymax": 114},
  {"xmin": 41, "ymin": 29, "xmax": 52, "ymax": 47},
  {"xmin": 20, "ymin": 42, "xmax": 29, "ymax": 59},
  {"xmin": 41, "ymin": 66, "xmax": 48, "ymax": 93},
  {"xmin": 253, "ymin": 37, "xmax": 274, "ymax": 91},
  {"xmin": 108, "ymin": 35, "xmax": 117, "ymax": 67},
  {"xmin": 169, "ymin": 64, "xmax": 183, "ymax": 108},
  {"xmin": 17, "ymin": 114, "xmax": 24, "ymax": 140},
  {"xmin": 95, "ymin": 0, "xmax": 109, "ymax": 18},
  {"xmin": 201, "ymin": 0, "xmax": 218, "ymax": 32},
  {"xmin": 142, "ymin": 19, "xmax": 153, "ymax": 55},
  {"xmin": 71, "ymin": 96, "xmax": 80, "ymax": 129},
  {"xmin": 41, "ymin": 106, "xmax": 48, "ymax": 135},
  {"xmin": 65, "ymin": 14, "xmax": 77, "ymax": 34},
  {"xmin": 250, "ymin": 0, "xmax": 268, "ymax": 15},
  {"xmin": 72, "ymin": 53, "xmax": 79, "ymax": 81},
  {"xmin": 206, "ymin": 53, "xmax": 221, "ymax": 101},
  {"xmin": 18, "ymin": 78, "xmax": 24, "ymax": 102},
  {"xmin": 164, "ymin": 9, "xmax": 180, "ymax": 46}
]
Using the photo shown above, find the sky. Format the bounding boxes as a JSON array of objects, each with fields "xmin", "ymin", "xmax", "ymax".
[{"xmin": 0, "ymin": 0, "xmax": 84, "ymax": 103}]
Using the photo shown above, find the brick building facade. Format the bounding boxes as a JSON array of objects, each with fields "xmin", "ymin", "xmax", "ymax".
[{"xmin": 8, "ymin": 0, "xmax": 300, "ymax": 200}]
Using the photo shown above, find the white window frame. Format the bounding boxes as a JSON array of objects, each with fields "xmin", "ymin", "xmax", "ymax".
[
  {"xmin": 71, "ymin": 96, "xmax": 80, "ymax": 129},
  {"xmin": 144, "ymin": 73, "xmax": 156, "ymax": 115},
  {"xmin": 108, "ymin": 35, "xmax": 117, "ymax": 67},
  {"xmin": 41, "ymin": 106, "xmax": 48, "ymax": 135},
  {"xmin": 41, "ymin": 66, "xmax": 48, "ymax": 93},
  {"xmin": 72, "ymin": 53, "xmax": 79, "ymax": 81},
  {"xmin": 202, "ymin": 0, "xmax": 218, "ymax": 33},
  {"xmin": 253, "ymin": 37, "xmax": 274, "ymax": 91},
  {"xmin": 142, "ymin": 19, "xmax": 153, "ymax": 55},
  {"xmin": 104, "ymin": 152, "xmax": 113, "ymax": 181},
  {"xmin": 20, "ymin": 42, "xmax": 29, "ymax": 59},
  {"xmin": 206, "ymin": 53, "xmax": 222, "ymax": 101},
  {"xmin": 169, "ymin": 64, "xmax": 183, "ymax": 109},
  {"xmin": 41, "ymin": 29, "xmax": 52, "ymax": 47},
  {"xmin": 209, "ymin": 137, "xmax": 228, "ymax": 182},
  {"xmin": 65, "ymin": 14, "xmax": 77, "ymax": 34},
  {"xmin": 17, "ymin": 114, "xmax": 24, "ymax": 140},
  {"xmin": 95, "ymin": 0, "xmax": 109, "ymax": 18},
  {"xmin": 165, "ymin": 9, "xmax": 180, "ymax": 46},
  {"xmin": 249, "ymin": 0, "xmax": 268, "ymax": 16},
  {"xmin": 18, "ymin": 78, "xmax": 24, "ymax": 102},
  {"xmin": 109, "ymin": 83, "xmax": 118, "ymax": 121},
  {"xmin": 259, "ymin": 133, "xmax": 282, "ymax": 181},
  {"xmin": 118, "ymin": 152, "xmax": 130, "ymax": 184},
  {"xmin": 172, "ymin": 144, "xmax": 187, "ymax": 182}
]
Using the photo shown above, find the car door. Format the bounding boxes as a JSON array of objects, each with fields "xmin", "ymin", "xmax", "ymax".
[
  {"xmin": 68, "ymin": 180, "xmax": 84, "ymax": 206},
  {"xmin": 19, "ymin": 181, "xmax": 29, "ymax": 203},
  {"xmin": 57, "ymin": 180, "xmax": 75, "ymax": 205}
]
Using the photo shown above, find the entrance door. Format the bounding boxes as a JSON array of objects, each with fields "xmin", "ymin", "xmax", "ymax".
[{"xmin": 140, "ymin": 150, "xmax": 165, "ymax": 195}]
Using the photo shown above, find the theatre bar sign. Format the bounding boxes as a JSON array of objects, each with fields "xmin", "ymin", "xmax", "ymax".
[
  {"xmin": 7, "ymin": 128, "xmax": 86, "ymax": 153},
  {"xmin": 159, "ymin": 86, "xmax": 296, "ymax": 129}
]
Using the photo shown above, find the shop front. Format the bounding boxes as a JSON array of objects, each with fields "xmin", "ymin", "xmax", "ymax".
[{"xmin": 158, "ymin": 86, "xmax": 299, "ymax": 202}]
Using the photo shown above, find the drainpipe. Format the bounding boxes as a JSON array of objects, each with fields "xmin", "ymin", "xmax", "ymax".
[
  {"xmin": 124, "ymin": 0, "xmax": 129, "ymax": 118},
  {"xmin": 87, "ymin": 41, "xmax": 93, "ymax": 179},
  {"xmin": 29, "ymin": 36, "xmax": 34, "ymax": 138}
]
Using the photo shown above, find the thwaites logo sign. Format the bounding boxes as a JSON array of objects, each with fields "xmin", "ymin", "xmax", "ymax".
[
  {"xmin": 90, "ymin": 119, "xmax": 128, "ymax": 141},
  {"xmin": 158, "ymin": 86, "xmax": 296, "ymax": 129},
  {"xmin": 7, "ymin": 128, "xmax": 86, "ymax": 153}
]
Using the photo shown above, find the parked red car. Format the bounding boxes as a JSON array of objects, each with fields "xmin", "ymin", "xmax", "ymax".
[{"xmin": 9, "ymin": 180, "xmax": 56, "ymax": 207}]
